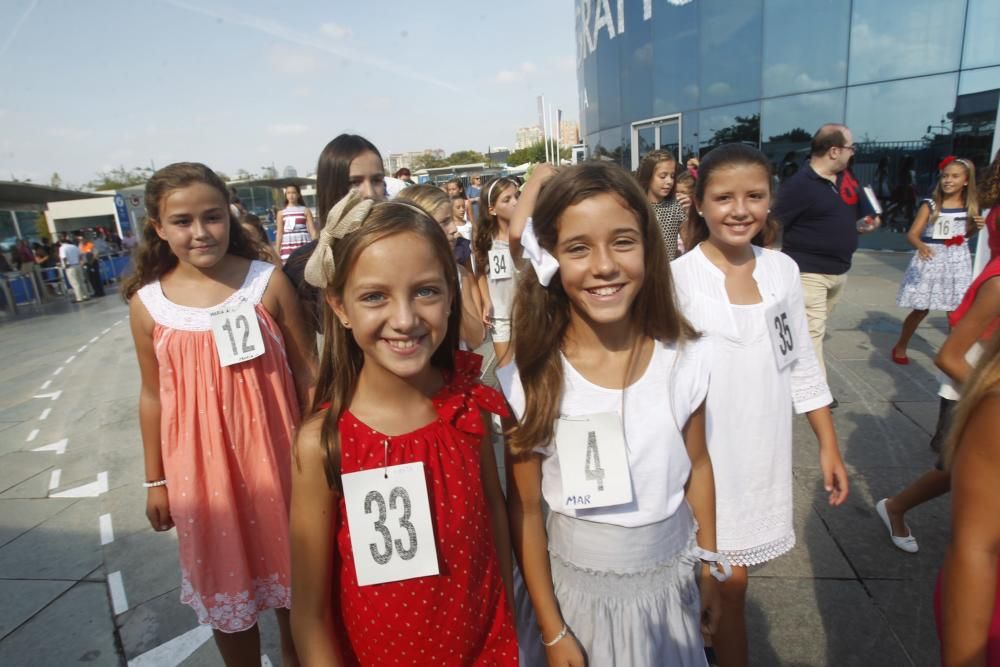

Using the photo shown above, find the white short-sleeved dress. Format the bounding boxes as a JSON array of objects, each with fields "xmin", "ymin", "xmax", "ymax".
[
  {"xmin": 506, "ymin": 336, "xmax": 713, "ymax": 666},
  {"xmin": 671, "ymin": 245, "xmax": 832, "ymax": 566}
]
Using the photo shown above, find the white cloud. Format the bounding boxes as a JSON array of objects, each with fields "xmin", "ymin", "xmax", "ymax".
[
  {"xmin": 268, "ymin": 123, "xmax": 308, "ymax": 136},
  {"xmin": 267, "ymin": 44, "xmax": 319, "ymax": 74},
  {"xmin": 706, "ymin": 81, "xmax": 732, "ymax": 97},
  {"xmin": 320, "ymin": 22, "xmax": 352, "ymax": 39},
  {"xmin": 495, "ymin": 62, "xmax": 538, "ymax": 84}
]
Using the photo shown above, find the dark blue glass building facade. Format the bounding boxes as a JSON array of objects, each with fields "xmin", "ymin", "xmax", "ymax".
[{"xmin": 576, "ymin": 0, "xmax": 1000, "ymax": 201}]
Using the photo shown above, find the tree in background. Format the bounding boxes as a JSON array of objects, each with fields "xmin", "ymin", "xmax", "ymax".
[
  {"xmin": 506, "ymin": 141, "xmax": 570, "ymax": 166},
  {"xmin": 50, "ymin": 172, "xmax": 63, "ymax": 189},
  {"xmin": 86, "ymin": 166, "xmax": 154, "ymax": 191}
]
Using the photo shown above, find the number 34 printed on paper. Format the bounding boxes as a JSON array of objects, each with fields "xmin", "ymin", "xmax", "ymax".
[{"xmin": 210, "ymin": 302, "xmax": 266, "ymax": 367}]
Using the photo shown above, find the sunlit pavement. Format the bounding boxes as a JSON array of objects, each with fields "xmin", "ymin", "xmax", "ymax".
[{"xmin": 0, "ymin": 250, "xmax": 954, "ymax": 666}]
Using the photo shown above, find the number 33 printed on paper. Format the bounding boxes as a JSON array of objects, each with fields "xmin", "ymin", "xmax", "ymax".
[
  {"xmin": 210, "ymin": 301, "xmax": 265, "ymax": 367},
  {"xmin": 765, "ymin": 299, "xmax": 798, "ymax": 371},
  {"xmin": 341, "ymin": 462, "xmax": 439, "ymax": 586}
]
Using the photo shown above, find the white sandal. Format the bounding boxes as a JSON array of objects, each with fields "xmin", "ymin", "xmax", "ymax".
[{"xmin": 876, "ymin": 498, "xmax": 918, "ymax": 553}]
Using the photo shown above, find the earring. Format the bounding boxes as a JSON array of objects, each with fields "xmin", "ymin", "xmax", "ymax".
[
  {"xmin": 342, "ymin": 320, "xmax": 350, "ymax": 328},
  {"xmin": 697, "ymin": 210, "xmax": 704, "ymax": 217}
]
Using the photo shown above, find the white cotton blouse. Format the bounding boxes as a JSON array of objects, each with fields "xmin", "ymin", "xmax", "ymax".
[
  {"xmin": 505, "ymin": 336, "xmax": 712, "ymax": 528},
  {"xmin": 670, "ymin": 244, "xmax": 831, "ymax": 565}
]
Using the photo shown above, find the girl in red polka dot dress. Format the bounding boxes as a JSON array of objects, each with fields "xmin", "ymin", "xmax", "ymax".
[{"xmin": 289, "ymin": 193, "xmax": 519, "ymax": 665}]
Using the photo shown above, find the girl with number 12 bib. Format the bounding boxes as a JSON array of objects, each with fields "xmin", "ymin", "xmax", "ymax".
[
  {"xmin": 289, "ymin": 193, "xmax": 518, "ymax": 665},
  {"xmin": 124, "ymin": 163, "xmax": 316, "ymax": 666},
  {"xmin": 672, "ymin": 144, "xmax": 849, "ymax": 667}
]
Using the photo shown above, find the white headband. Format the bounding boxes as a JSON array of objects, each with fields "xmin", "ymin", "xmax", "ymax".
[
  {"xmin": 520, "ymin": 217, "xmax": 559, "ymax": 287},
  {"xmin": 487, "ymin": 177, "xmax": 514, "ymax": 204}
]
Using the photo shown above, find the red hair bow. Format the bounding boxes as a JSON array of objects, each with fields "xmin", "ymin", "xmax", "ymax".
[{"xmin": 938, "ymin": 155, "xmax": 957, "ymax": 171}]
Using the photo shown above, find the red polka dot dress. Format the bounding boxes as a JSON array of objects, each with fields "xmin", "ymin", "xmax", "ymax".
[{"xmin": 336, "ymin": 351, "xmax": 519, "ymax": 666}]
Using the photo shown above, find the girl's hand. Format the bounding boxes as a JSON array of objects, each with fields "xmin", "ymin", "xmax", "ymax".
[
  {"xmin": 676, "ymin": 193, "xmax": 692, "ymax": 209},
  {"xmin": 531, "ymin": 162, "xmax": 559, "ymax": 186},
  {"xmin": 820, "ymin": 446, "xmax": 849, "ymax": 506},
  {"xmin": 544, "ymin": 632, "xmax": 586, "ymax": 667},
  {"xmin": 699, "ymin": 567, "xmax": 722, "ymax": 638},
  {"xmin": 482, "ymin": 300, "xmax": 494, "ymax": 327},
  {"xmin": 146, "ymin": 486, "xmax": 174, "ymax": 531},
  {"xmin": 971, "ymin": 215, "xmax": 985, "ymax": 230},
  {"xmin": 917, "ymin": 244, "xmax": 934, "ymax": 261}
]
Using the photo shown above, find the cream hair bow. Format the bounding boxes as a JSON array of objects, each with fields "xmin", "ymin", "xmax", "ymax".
[{"xmin": 304, "ymin": 192, "xmax": 375, "ymax": 288}]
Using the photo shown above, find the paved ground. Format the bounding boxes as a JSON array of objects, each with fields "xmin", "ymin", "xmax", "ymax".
[{"xmin": 0, "ymin": 250, "xmax": 957, "ymax": 666}]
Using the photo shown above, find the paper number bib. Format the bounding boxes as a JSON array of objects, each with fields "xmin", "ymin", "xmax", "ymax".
[
  {"xmin": 555, "ymin": 412, "xmax": 633, "ymax": 510},
  {"xmin": 210, "ymin": 301, "xmax": 266, "ymax": 367},
  {"xmin": 488, "ymin": 248, "xmax": 513, "ymax": 280},
  {"xmin": 765, "ymin": 299, "xmax": 798, "ymax": 371},
  {"xmin": 341, "ymin": 462, "xmax": 439, "ymax": 587},
  {"xmin": 931, "ymin": 215, "xmax": 966, "ymax": 240}
]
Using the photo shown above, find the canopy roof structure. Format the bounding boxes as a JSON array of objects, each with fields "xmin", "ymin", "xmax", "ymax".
[{"xmin": 0, "ymin": 181, "xmax": 105, "ymax": 207}]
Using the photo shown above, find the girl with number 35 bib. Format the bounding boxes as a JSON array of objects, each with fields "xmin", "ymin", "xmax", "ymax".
[
  {"xmin": 672, "ymin": 144, "xmax": 849, "ymax": 667},
  {"xmin": 289, "ymin": 193, "xmax": 518, "ymax": 665},
  {"xmin": 124, "ymin": 163, "xmax": 316, "ymax": 666}
]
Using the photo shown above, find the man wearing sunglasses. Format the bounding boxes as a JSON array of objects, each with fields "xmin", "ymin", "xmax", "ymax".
[{"xmin": 773, "ymin": 123, "xmax": 880, "ymax": 407}]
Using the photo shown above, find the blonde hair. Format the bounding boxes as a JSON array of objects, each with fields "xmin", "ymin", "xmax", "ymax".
[
  {"xmin": 929, "ymin": 158, "xmax": 979, "ymax": 225},
  {"xmin": 395, "ymin": 184, "xmax": 450, "ymax": 219},
  {"xmin": 943, "ymin": 331, "xmax": 1000, "ymax": 469}
]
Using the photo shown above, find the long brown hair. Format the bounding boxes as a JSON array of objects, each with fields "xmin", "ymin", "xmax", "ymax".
[
  {"xmin": 473, "ymin": 176, "xmax": 519, "ymax": 275},
  {"xmin": 979, "ymin": 149, "xmax": 1000, "ymax": 209},
  {"xmin": 315, "ymin": 134, "xmax": 384, "ymax": 223},
  {"xmin": 308, "ymin": 201, "xmax": 462, "ymax": 490},
  {"xmin": 635, "ymin": 148, "xmax": 676, "ymax": 196},
  {"xmin": 507, "ymin": 162, "xmax": 698, "ymax": 456},
  {"xmin": 943, "ymin": 330, "xmax": 1000, "ymax": 470},
  {"xmin": 121, "ymin": 162, "xmax": 267, "ymax": 300},
  {"xmin": 683, "ymin": 143, "xmax": 780, "ymax": 250}
]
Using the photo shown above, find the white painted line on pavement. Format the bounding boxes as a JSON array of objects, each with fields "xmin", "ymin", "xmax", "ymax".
[
  {"xmin": 48, "ymin": 469, "xmax": 61, "ymax": 490},
  {"xmin": 40, "ymin": 379, "xmax": 51, "ymax": 390},
  {"xmin": 90, "ymin": 336, "xmax": 99, "ymax": 343},
  {"xmin": 114, "ymin": 319, "xmax": 123, "ymax": 325},
  {"xmin": 50, "ymin": 471, "xmax": 109, "ymax": 498},
  {"xmin": 128, "ymin": 625, "xmax": 213, "ymax": 666},
  {"xmin": 26, "ymin": 429, "xmax": 38, "ymax": 442},
  {"xmin": 32, "ymin": 438, "xmax": 67, "ymax": 455},
  {"xmin": 39, "ymin": 408, "xmax": 51, "ymax": 420},
  {"xmin": 102, "ymin": 328, "xmax": 111, "ymax": 334},
  {"xmin": 99, "ymin": 513, "xmax": 114, "ymax": 545},
  {"xmin": 34, "ymin": 390, "xmax": 63, "ymax": 401},
  {"xmin": 108, "ymin": 570, "xmax": 128, "ymax": 615},
  {"xmin": 261, "ymin": 656, "xmax": 273, "ymax": 666},
  {"xmin": 53, "ymin": 366, "xmax": 63, "ymax": 376},
  {"xmin": 78, "ymin": 345, "xmax": 87, "ymax": 352},
  {"xmin": 65, "ymin": 355, "xmax": 76, "ymax": 364}
]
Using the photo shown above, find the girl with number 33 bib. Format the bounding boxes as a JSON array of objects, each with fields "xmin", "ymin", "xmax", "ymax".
[
  {"xmin": 289, "ymin": 193, "xmax": 518, "ymax": 665},
  {"xmin": 672, "ymin": 144, "xmax": 849, "ymax": 667},
  {"xmin": 124, "ymin": 163, "xmax": 316, "ymax": 666}
]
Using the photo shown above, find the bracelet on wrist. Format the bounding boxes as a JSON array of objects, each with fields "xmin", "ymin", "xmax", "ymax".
[
  {"xmin": 143, "ymin": 479, "xmax": 167, "ymax": 488},
  {"xmin": 541, "ymin": 624, "xmax": 568, "ymax": 647}
]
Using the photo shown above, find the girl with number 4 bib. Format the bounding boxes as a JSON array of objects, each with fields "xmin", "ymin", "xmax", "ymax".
[
  {"xmin": 289, "ymin": 193, "xmax": 518, "ymax": 665},
  {"xmin": 672, "ymin": 144, "xmax": 849, "ymax": 667},
  {"xmin": 505, "ymin": 162, "xmax": 726, "ymax": 667},
  {"xmin": 123, "ymin": 163, "xmax": 316, "ymax": 666}
]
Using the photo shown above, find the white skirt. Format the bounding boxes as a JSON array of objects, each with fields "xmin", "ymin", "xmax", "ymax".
[
  {"xmin": 896, "ymin": 242, "xmax": 972, "ymax": 311},
  {"xmin": 538, "ymin": 505, "xmax": 708, "ymax": 667}
]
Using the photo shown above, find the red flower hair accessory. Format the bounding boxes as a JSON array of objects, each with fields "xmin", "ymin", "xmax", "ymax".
[{"xmin": 938, "ymin": 155, "xmax": 957, "ymax": 171}]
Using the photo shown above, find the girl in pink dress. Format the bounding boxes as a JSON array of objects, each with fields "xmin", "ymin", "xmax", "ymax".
[
  {"xmin": 122, "ymin": 162, "xmax": 316, "ymax": 666},
  {"xmin": 288, "ymin": 193, "xmax": 518, "ymax": 665}
]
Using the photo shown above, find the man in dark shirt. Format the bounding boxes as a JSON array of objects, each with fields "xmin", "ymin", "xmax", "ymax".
[{"xmin": 773, "ymin": 123, "xmax": 879, "ymax": 392}]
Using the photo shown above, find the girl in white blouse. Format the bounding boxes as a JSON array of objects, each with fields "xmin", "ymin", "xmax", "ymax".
[
  {"xmin": 671, "ymin": 143, "xmax": 850, "ymax": 667},
  {"xmin": 504, "ymin": 162, "xmax": 726, "ymax": 667}
]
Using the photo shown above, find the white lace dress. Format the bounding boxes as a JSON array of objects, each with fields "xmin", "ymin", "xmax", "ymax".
[{"xmin": 671, "ymin": 245, "xmax": 832, "ymax": 565}]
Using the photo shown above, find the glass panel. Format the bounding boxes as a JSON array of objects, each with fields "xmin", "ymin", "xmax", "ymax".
[
  {"xmin": 582, "ymin": 47, "xmax": 599, "ymax": 137},
  {"xmin": 700, "ymin": 102, "xmax": 761, "ymax": 153},
  {"xmin": 953, "ymin": 89, "xmax": 999, "ymax": 171},
  {"xmin": 762, "ymin": 0, "xmax": 849, "ymax": 97},
  {"xmin": 682, "ymin": 111, "xmax": 701, "ymax": 164},
  {"xmin": 959, "ymin": 66, "xmax": 1000, "ymax": 95},
  {"xmin": 620, "ymin": 0, "xmax": 653, "ymax": 126},
  {"xmin": 14, "ymin": 211, "xmax": 41, "ymax": 239},
  {"xmin": 761, "ymin": 89, "xmax": 846, "ymax": 176},
  {"xmin": 637, "ymin": 126, "xmax": 656, "ymax": 162},
  {"xmin": 700, "ymin": 0, "xmax": 763, "ymax": 107},
  {"xmin": 846, "ymin": 73, "xmax": 959, "ymax": 205},
  {"xmin": 651, "ymin": 1, "xmax": 700, "ymax": 115},
  {"xmin": 0, "ymin": 211, "xmax": 16, "ymax": 252},
  {"xmin": 657, "ymin": 121, "xmax": 680, "ymax": 159},
  {"xmin": 593, "ymin": 127, "xmax": 625, "ymax": 166},
  {"xmin": 595, "ymin": 19, "xmax": 623, "ymax": 131},
  {"xmin": 963, "ymin": 0, "xmax": 1000, "ymax": 69},
  {"xmin": 848, "ymin": 0, "xmax": 965, "ymax": 84}
]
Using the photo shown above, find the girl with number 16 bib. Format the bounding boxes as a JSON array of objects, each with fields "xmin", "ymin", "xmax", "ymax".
[
  {"xmin": 124, "ymin": 163, "xmax": 316, "ymax": 666},
  {"xmin": 672, "ymin": 144, "xmax": 849, "ymax": 667},
  {"xmin": 289, "ymin": 193, "xmax": 518, "ymax": 665}
]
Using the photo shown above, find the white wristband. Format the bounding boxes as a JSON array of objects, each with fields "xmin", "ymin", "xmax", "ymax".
[
  {"xmin": 541, "ymin": 624, "xmax": 568, "ymax": 647},
  {"xmin": 143, "ymin": 479, "xmax": 167, "ymax": 488}
]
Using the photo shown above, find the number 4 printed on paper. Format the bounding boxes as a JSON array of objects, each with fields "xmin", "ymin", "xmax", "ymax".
[{"xmin": 210, "ymin": 301, "xmax": 266, "ymax": 367}]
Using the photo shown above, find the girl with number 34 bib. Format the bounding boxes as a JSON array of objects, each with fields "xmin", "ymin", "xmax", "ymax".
[
  {"xmin": 289, "ymin": 193, "xmax": 518, "ymax": 665},
  {"xmin": 673, "ymin": 144, "xmax": 849, "ymax": 667}
]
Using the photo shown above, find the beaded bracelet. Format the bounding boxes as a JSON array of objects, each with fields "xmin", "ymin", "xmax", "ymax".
[
  {"xmin": 143, "ymin": 479, "xmax": 167, "ymax": 488},
  {"xmin": 541, "ymin": 624, "xmax": 568, "ymax": 647}
]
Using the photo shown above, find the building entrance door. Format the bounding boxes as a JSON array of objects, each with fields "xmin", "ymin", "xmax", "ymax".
[{"xmin": 631, "ymin": 114, "xmax": 682, "ymax": 171}]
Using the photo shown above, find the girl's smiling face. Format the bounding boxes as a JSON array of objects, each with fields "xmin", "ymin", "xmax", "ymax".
[
  {"xmin": 696, "ymin": 163, "xmax": 771, "ymax": 251},
  {"xmin": 154, "ymin": 182, "xmax": 231, "ymax": 270}
]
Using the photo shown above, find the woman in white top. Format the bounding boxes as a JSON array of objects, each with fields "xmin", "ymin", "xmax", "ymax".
[
  {"xmin": 671, "ymin": 144, "xmax": 849, "ymax": 667},
  {"xmin": 275, "ymin": 184, "xmax": 316, "ymax": 264},
  {"xmin": 505, "ymin": 162, "xmax": 725, "ymax": 667}
]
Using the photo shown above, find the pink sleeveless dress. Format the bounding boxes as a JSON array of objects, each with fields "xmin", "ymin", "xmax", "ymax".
[{"xmin": 137, "ymin": 260, "xmax": 299, "ymax": 632}]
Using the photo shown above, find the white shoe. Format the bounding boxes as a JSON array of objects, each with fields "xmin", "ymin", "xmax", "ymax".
[{"xmin": 876, "ymin": 498, "xmax": 918, "ymax": 553}]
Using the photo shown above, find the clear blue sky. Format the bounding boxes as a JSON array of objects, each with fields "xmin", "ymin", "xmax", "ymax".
[{"xmin": 0, "ymin": 0, "xmax": 578, "ymax": 187}]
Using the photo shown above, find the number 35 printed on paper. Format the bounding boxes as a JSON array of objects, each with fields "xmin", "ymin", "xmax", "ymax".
[{"xmin": 210, "ymin": 302, "xmax": 266, "ymax": 367}]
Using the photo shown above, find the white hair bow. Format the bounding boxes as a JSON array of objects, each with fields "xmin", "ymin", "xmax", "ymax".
[{"xmin": 520, "ymin": 217, "xmax": 559, "ymax": 287}]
